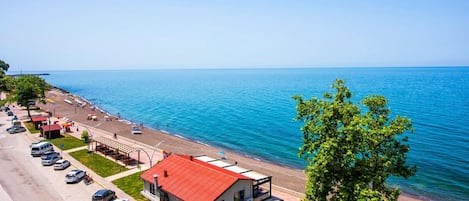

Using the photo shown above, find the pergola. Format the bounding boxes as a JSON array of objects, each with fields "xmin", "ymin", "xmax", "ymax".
[{"xmin": 92, "ymin": 136, "xmax": 140, "ymax": 166}]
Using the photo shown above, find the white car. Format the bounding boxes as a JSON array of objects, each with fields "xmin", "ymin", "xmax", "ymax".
[
  {"xmin": 65, "ymin": 169, "xmax": 86, "ymax": 183},
  {"xmin": 131, "ymin": 126, "xmax": 142, "ymax": 134},
  {"xmin": 54, "ymin": 159, "xmax": 71, "ymax": 170}
]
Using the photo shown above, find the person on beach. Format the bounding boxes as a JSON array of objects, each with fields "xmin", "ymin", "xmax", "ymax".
[{"xmin": 113, "ymin": 133, "xmax": 117, "ymax": 139}]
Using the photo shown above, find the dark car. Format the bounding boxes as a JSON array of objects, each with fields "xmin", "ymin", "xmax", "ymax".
[
  {"xmin": 7, "ymin": 126, "xmax": 26, "ymax": 134},
  {"xmin": 92, "ymin": 189, "xmax": 116, "ymax": 201},
  {"xmin": 41, "ymin": 151, "xmax": 60, "ymax": 160},
  {"xmin": 7, "ymin": 110, "xmax": 14, "ymax": 116}
]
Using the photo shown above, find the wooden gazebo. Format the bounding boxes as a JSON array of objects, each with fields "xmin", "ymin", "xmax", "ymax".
[{"xmin": 92, "ymin": 136, "xmax": 140, "ymax": 166}]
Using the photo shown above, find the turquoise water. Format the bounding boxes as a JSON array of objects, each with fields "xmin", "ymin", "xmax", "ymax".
[{"xmin": 23, "ymin": 67, "xmax": 468, "ymax": 200}]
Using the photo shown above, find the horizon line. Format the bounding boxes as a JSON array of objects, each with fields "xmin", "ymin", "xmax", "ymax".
[{"xmin": 7, "ymin": 65, "xmax": 469, "ymax": 72}]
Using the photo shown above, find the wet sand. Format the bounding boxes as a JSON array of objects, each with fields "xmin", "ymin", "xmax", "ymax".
[{"xmin": 38, "ymin": 88, "xmax": 423, "ymax": 201}]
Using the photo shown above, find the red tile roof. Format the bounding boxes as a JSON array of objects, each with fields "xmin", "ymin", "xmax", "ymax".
[
  {"xmin": 41, "ymin": 124, "xmax": 62, "ymax": 132},
  {"xmin": 141, "ymin": 154, "xmax": 252, "ymax": 201},
  {"xmin": 32, "ymin": 116, "xmax": 48, "ymax": 122}
]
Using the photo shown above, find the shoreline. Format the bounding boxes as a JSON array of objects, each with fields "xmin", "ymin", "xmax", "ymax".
[
  {"xmin": 38, "ymin": 87, "xmax": 425, "ymax": 201},
  {"xmin": 52, "ymin": 87, "xmax": 303, "ymax": 171}
]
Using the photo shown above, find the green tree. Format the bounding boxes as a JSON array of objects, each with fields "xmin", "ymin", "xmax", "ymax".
[
  {"xmin": 81, "ymin": 130, "xmax": 89, "ymax": 142},
  {"xmin": 10, "ymin": 75, "xmax": 49, "ymax": 118},
  {"xmin": 0, "ymin": 59, "xmax": 9, "ymax": 76},
  {"xmin": 293, "ymin": 79, "xmax": 416, "ymax": 201},
  {"xmin": 0, "ymin": 59, "xmax": 11, "ymax": 93}
]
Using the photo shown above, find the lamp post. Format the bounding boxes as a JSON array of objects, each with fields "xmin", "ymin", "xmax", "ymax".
[
  {"xmin": 47, "ymin": 114, "xmax": 51, "ymax": 140},
  {"xmin": 137, "ymin": 140, "xmax": 164, "ymax": 168},
  {"xmin": 150, "ymin": 141, "xmax": 164, "ymax": 166},
  {"xmin": 83, "ymin": 125, "xmax": 93, "ymax": 152}
]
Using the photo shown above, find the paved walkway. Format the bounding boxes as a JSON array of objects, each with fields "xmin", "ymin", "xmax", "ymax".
[
  {"xmin": 7, "ymin": 98, "xmax": 303, "ymax": 201},
  {"xmin": 9, "ymin": 104, "xmax": 164, "ymax": 201}
]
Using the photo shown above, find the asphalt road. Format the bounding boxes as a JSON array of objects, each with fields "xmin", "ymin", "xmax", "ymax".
[{"xmin": 0, "ymin": 112, "xmax": 102, "ymax": 201}]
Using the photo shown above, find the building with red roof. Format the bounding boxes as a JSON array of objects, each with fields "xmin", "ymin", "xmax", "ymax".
[
  {"xmin": 40, "ymin": 124, "xmax": 62, "ymax": 139},
  {"xmin": 140, "ymin": 154, "xmax": 272, "ymax": 201},
  {"xmin": 31, "ymin": 116, "xmax": 48, "ymax": 129}
]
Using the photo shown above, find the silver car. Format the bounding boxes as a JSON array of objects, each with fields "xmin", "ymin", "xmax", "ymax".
[
  {"xmin": 65, "ymin": 169, "xmax": 86, "ymax": 183},
  {"xmin": 7, "ymin": 126, "xmax": 27, "ymax": 134},
  {"xmin": 54, "ymin": 159, "xmax": 71, "ymax": 170},
  {"xmin": 42, "ymin": 155, "xmax": 62, "ymax": 166},
  {"xmin": 41, "ymin": 151, "xmax": 60, "ymax": 160}
]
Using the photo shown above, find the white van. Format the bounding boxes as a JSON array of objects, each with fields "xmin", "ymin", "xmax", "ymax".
[{"xmin": 31, "ymin": 141, "xmax": 54, "ymax": 157}]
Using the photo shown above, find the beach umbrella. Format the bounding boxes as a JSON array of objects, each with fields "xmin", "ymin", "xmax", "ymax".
[{"xmin": 218, "ymin": 151, "xmax": 227, "ymax": 159}]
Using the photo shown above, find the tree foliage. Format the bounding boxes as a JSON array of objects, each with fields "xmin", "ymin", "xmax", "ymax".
[
  {"xmin": 0, "ymin": 59, "xmax": 11, "ymax": 91},
  {"xmin": 293, "ymin": 79, "xmax": 416, "ymax": 201},
  {"xmin": 0, "ymin": 59, "xmax": 9, "ymax": 76},
  {"xmin": 10, "ymin": 75, "xmax": 49, "ymax": 118}
]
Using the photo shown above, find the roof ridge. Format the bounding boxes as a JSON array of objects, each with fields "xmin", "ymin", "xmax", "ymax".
[{"xmin": 174, "ymin": 154, "xmax": 252, "ymax": 180}]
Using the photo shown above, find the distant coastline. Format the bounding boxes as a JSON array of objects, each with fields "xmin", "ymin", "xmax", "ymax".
[{"xmin": 8, "ymin": 73, "xmax": 50, "ymax": 77}]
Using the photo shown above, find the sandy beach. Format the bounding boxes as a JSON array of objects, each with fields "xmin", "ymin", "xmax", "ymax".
[{"xmin": 37, "ymin": 88, "xmax": 423, "ymax": 201}]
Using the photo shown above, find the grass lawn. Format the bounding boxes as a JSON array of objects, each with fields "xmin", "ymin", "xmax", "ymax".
[
  {"xmin": 69, "ymin": 149, "xmax": 128, "ymax": 177},
  {"xmin": 48, "ymin": 134, "xmax": 87, "ymax": 150},
  {"xmin": 23, "ymin": 121, "xmax": 41, "ymax": 134},
  {"xmin": 112, "ymin": 171, "xmax": 146, "ymax": 201}
]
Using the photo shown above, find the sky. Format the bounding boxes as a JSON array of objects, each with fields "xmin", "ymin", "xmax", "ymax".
[{"xmin": 1, "ymin": 0, "xmax": 468, "ymax": 71}]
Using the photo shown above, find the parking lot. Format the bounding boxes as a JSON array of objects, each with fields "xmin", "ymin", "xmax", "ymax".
[{"xmin": 0, "ymin": 110, "xmax": 103, "ymax": 201}]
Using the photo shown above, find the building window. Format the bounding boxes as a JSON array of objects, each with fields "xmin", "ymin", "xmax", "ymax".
[
  {"xmin": 149, "ymin": 183, "xmax": 155, "ymax": 195},
  {"xmin": 234, "ymin": 190, "xmax": 245, "ymax": 201}
]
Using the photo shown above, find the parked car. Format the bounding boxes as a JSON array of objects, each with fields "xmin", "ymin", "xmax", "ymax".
[
  {"xmin": 131, "ymin": 125, "xmax": 142, "ymax": 134},
  {"xmin": 65, "ymin": 169, "xmax": 86, "ymax": 183},
  {"xmin": 7, "ymin": 126, "xmax": 26, "ymax": 134},
  {"xmin": 30, "ymin": 140, "xmax": 46, "ymax": 147},
  {"xmin": 54, "ymin": 159, "xmax": 71, "ymax": 170},
  {"xmin": 41, "ymin": 151, "xmax": 60, "ymax": 160},
  {"xmin": 7, "ymin": 110, "xmax": 13, "ymax": 116},
  {"xmin": 42, "ymin": 155, "xmax": 62, "ymax": 166},
  {"xmin": 6, "ymin": 125, "xmax": 20, "ymax": 131},
  {"xmin": 92, "ymin": 189, "xmax": 116, "ymax": 201},
  {"xmin": 0, "ymin": 106, "xmax": 9, "ymax": 112},
  {"xmin": 31, "ymin": 141, "xmax": 54, "ymax": 157}
]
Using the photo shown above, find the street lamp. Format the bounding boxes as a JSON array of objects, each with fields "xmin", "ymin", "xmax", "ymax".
[
  {"xmin": 83, "ymin": 125, "xmax": 93, "ymax": 152},
  {"xmin": 46, "ymin": 113, "xmax": 52, "ymax": 140},
  {"xmin": 150, "ymin": 141, "xmax": 164, "ymax": 166},
  {"xmin": 138, "ymin": 140, "xmax": 164, "ymax": 168}
]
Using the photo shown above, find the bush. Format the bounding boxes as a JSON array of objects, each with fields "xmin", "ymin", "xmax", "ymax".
[{"xmin": 81, "ymin": 130, "xmax": 89, "ymax": 142}]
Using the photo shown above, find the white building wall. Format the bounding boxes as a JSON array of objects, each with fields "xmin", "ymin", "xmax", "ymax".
[
  {"xmin": 216, "ymin": 180, "xmax": 253, "ymax": 201},
  {"xmin": 143, "ymin": 180, "xmax": 253, "ymax": 201}
]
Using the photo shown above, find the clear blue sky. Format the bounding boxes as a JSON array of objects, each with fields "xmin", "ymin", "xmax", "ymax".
[{"xmin": 1, "ymin": 0, "xmax": 468, "ymax": 71}]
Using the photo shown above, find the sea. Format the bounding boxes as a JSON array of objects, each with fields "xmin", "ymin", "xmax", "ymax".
[{"xmin": 15, "ymin": 67, "xmax": 469, "ymax": 200}]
